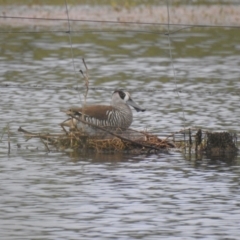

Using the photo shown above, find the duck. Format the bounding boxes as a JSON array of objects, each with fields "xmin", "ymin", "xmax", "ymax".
[{"xmin": 60, "ymin": 90, "xmax": 145, "ymax": 135}]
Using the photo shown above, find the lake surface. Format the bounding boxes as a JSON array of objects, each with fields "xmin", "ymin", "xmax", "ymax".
[{"xmin": 0, "ymin": 13, "xmax": 240, "ymax": 239}]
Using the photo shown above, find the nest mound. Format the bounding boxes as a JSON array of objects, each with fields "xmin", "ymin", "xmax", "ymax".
[
  {"xmin": 18, "ymin": 127, "xmax": 238, "ymax": 157},
  {"xmin": 18, "ymin": 127, "xmax": 175, "ymax": 153}
]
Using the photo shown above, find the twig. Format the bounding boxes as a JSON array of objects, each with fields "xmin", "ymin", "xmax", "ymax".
[
  {"xmin": 7, "ymin": 123, "xmax": 10, "ymax": 155},
  {"xmin": 80, "ymin": 58, "xmax": 89, "ymax": 101},
  {"xmin": 79, "ymin": 58, "xmax": 89, "ymax": 133},
  {"xmin": 164, "ymin": 127, "xmax": 205, "ymax": 140},
  {"xmin": 18, "ymin": 127, "xmax": 64, "ymax": 138},
  {"xmin": 40, "ymin": 139, "xmax": 50, "ymax": 152}
]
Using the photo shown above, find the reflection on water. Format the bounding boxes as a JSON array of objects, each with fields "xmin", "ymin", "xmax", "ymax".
[
  {"xmin": 185, "ymin": 150, "xmax": 240, "ymax": 166},
  {"xmin": 68, "ymin": 151, "xmax": 139, "ymax": 162},
  {"xmin": 1, "ymin": 25, "xmax": 240, "ymax": 239}
]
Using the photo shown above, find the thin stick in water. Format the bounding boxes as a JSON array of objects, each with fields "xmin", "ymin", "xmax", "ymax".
[
  {"xmin": 79, "ymin": 58, "xmax": 90, "ymax": 133},
  {"xmin": 7, "ymin": 123, "xmax": 10, "ymax": 155}
]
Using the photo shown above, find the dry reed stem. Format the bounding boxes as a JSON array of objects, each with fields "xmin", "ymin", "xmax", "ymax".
[
  {"xmin": 7, "ymin": 123, "xmax": 10, "ymax": 155},
  {"xmin": 79, "ymin": 58, "xmax": 89, "ymax": 134}
]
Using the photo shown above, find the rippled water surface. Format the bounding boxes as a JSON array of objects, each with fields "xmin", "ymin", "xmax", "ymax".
[{"xmin": 1, "ymin": 23, "xmax": 240, "ymax": 239}]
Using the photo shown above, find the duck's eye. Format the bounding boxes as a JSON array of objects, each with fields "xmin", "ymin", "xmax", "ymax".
[{"xmin": 118, "ymin": 91, "xmax": 126, "ymax": 100}]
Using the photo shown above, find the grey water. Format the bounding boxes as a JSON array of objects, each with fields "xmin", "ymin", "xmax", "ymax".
[{"xmin": 1, "ymin": 23, "xmax": 240, "ymax": 239}]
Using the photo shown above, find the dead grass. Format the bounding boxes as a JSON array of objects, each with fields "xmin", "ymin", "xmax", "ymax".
[{"xmin": 1, "ymin": 5, "xmax": 240, "ymax": 27}]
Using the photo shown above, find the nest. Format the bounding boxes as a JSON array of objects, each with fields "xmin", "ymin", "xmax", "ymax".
[
  {"xmin": 18, "ymin": 127, "xmax": 175, "ymax": 153},
  {"xmin": 18, "ymin": 125, "xmax": 239, "ymax": 157}
]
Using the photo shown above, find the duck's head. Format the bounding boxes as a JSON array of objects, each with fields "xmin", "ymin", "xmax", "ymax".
[{"xmin": 112, "ymin": 90, "xmax": 145, "ymax": 112}]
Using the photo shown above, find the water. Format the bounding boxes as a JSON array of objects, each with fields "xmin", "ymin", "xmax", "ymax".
[
  {"xmin": 1, "ymin": 152, "xmax": 240, "ymax": 239},
  {"xmin": 1, "ymin": 19, "xmax": 240, "ymax": 239}
]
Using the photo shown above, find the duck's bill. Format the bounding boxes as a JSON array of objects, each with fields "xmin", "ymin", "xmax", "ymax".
[{"xmin": 127, "ymin": 98, "xmax": 146, "ymax": 112}]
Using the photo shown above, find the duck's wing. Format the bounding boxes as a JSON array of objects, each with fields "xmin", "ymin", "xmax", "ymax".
[{"xmin": 64, "ymin": 105, "xmax": 115, "ymax": 121}]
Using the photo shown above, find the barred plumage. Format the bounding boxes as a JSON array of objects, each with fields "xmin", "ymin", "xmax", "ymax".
[{"xmin": 60, "ymin": 90, "xmax": 145, "ymax": 135}]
